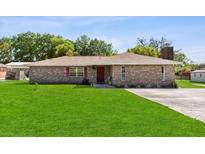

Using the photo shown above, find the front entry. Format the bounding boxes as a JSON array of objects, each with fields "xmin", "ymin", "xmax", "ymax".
[{"xmin": 97, "ymin": 67, "xmax": 104, "ymax": 83}]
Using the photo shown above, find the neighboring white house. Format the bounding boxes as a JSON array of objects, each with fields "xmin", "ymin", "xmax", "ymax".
[{"xmin": 191, "ymin": 70, "xmax": 205, "ymax": 82}]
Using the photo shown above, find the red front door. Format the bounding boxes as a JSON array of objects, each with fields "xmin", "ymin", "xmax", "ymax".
[{"xmin": 97, "ymin": 67, "xmax": 104, "ymax": 83}]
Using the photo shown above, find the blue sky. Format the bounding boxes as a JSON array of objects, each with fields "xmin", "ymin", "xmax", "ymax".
[{"xmin": 0, "ymin": 16, "xmax": 205, "ymax": 63}]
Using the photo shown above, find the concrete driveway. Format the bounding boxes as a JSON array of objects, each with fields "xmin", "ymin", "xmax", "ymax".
[{"xmin": 126, "ymin": 88, "xmax": 205, "ymax": 123}]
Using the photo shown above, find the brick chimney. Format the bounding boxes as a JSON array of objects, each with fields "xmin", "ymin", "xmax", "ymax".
[{"xmin": 160, "ymin": 47, "xmax": 174, "ymax": 60}]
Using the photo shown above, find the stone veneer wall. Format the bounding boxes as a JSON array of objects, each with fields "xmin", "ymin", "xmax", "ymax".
[{"xmin": 111, "ymin": 65, "xmax": 175, "ymax": 87}]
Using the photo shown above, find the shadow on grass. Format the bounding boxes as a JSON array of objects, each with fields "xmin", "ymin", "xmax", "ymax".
[
  {"xmin": 190, "ymin": 81, "xmax": 205, "ymax": 84},
  {"xmin": 0, "ymin": 80, "xmax": 29, "ymax": 85},
  {"xmin": 29, "ymin": 82, "xmax": 92, "ymax": 88},
  {"xmin": 73, "ymin": 84, "xmax": 93, "ymax": 89}
]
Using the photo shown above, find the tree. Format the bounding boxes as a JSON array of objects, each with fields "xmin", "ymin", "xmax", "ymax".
[
  {"xmin": 127, "ymin": 45, "xmax": 159, "ymax": 57},
  {"xmin": 0, "ymin": 37, "xmax": 13, "ymax": 63},
  {"xmin": 127, "ymin": 37, "xmax": 172, "ymax": 57},
  {"xmin": 75, "ymin": 35, "xmax": 116, "ymax": 56},
  {"xmin": 11, "ymin": 32, "xmax": 75, "ymax": 62},
  {"xmin": 74, "ymin": 35, "xmax": 90, "ymax": 56},
  {"xmin": 12, "ymin": 32, "xmax": 37, "ymax": 62},
  {"xmin": 198, "ymin": 63, "xmax": 205, "ymax": 69},
  {"xmin": 55, "ymin": 41, "xmax": 75, "ymax": 56},
  {"xmin": 34, "ymin": 33, "xmax": 56, "ymax": 61},
  {"xmin": 51, "ymin": 37, "xmax": 75, "ymax": 57},
  {"xmin": 174, "ymin": 50, "xmax": 198, "ymax": 75},
  {"xmin": 88, "ymin": 38, "xmax": 116, "ymax": 56},
  {"xmin": 174, "ymin": 51, "xmax": 190, "ymax": 65},
  {"xmin": 136, "ymin": 37, "xmax": 171, "ymax": 51}
]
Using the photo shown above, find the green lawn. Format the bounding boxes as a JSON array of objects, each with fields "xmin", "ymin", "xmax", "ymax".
[
  {"xmin": 0, "ymin": 81, "xmax": 205, "ymax": 136},
  {"xmin": 176, "ymin": 79, "xmax": 205, "ymax": 88}
]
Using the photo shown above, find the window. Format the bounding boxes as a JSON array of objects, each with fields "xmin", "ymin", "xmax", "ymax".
[
  {"xmin": 77, "ymin": 67, "xmax": 84, "ymax": 77},
  {"xmin": 121, "ymin": 66, "xmax": 125, "ymax": 81},
  {"xmin": 162, "ymin": 66, "xmax": 166, "ymax": 81},
  {"xmin": 69, "ymin": 67, "xmax": 84, "ymax": 77},
  {"xmin": 194, "ymin": 73, "xmax": 196, "ymax": 77},
  {"xmin": 200, "ymin": 73, "xmax": 202, "ymax": 77},
  {"xmin": 69, "ymin": 67, "xmax": 77, "ymax": 77}
]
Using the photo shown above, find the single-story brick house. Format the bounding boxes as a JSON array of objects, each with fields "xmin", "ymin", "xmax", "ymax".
[
  {"xmin": 0, "ymin": 63, "xmax": 7, "ymax": 80},
  {"xmin": 29, "ymin": 48, "xmax": 180, "ymax": 87}
]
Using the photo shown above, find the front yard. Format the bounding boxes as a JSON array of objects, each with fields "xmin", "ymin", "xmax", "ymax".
[
  {"xmin": 0, "ymin": 81, "xmax": 205, "ymax": 136},
  {"xmin": 176, "ymin": 79, "xmax": 205, "ymax": 88}
]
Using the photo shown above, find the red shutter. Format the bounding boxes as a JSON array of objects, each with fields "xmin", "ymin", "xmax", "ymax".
[
  {"xmin": 66, "ymin": 67, "xmax": 69, "ymax": 76},
  {"xmin": 84, "ymin": 67, "xmax": 87, "ymax": 78}
]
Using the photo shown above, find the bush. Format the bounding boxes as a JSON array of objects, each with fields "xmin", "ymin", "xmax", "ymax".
[
  {"xmin": 82, "ymin": 78, "xmax": 90, "ymax": 85},
  {"xmin": 182, "ymin": 67, "xmax": 191, "ymax": 76},
  {"xmin": 172, "ymin": 81, "xmax": 178, "ymax": 88},
  {"xmin": 6, "ymin": 71, "xmax": 16, "ymax": 80},
  {"xmin": 115, "ymin": 85, "xmax": 125, "ymax": 88},
  {"xmin": 140, "ymin": 84, "xmax": 146, "ymax": 88}
]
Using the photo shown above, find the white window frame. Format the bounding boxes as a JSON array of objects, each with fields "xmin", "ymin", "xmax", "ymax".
[
  {"xmin": 121, "ymin": 66, "xmax": 126, "ymax": 81},
  {"xmin": 162, "ymin": 66, "xmax": 166, "ymax": 81},
  {"xmin": 77, "ymin": 67, "xmax": 84, "ymax": 77},
  {"xmin": 69, "ymin": 67, "xmax": 84, "ymax": 77}
]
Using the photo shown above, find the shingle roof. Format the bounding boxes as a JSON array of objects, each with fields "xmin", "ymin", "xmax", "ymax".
[{"xmin": 29, "ymin": 52, "xmax": 181, "ymax": 67}]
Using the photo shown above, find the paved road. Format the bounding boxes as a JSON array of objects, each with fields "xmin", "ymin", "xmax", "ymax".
[{"xmin": 126, "ymin": 88, "xmax": 205, "ymax": 123}]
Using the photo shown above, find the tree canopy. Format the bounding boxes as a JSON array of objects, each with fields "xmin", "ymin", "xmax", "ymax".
[
  {"xmin": 127, "ymin": 37, "xmax": 172, "ymax": 57},
  {"xmin": 0, "ymin": 33, "xmax": 116, "ymax": 63},
  {"xmin": 0, "ymin": 33, "xmax": 198, "ymax": 74},
  {"xmin": 174, "ymin": 50, "xmax": 198, "ymax": 75},
  {"xmin": 75, "ymin": 35, "xmax": 116, "ymax": 56},
  {"xmin": 10, "ymin": 32, "xmax": 75, "ymax": 62},
  {"xmin": 128, "ymin": 37, "xmax": 199, "ymax": 74},
  {"xmin": 174, "ymin": 50, "xmax": 191, "ymax": 65},
  {"xmin": 0, "ymin": 37, "xmax": 13, "ymax": 64},
  {"xmin": 128, "ymin": 45, "xmax": 160, "ymax": 57}
]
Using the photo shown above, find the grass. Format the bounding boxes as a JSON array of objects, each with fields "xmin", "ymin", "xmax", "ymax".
[
  {"xmin": 176, "ymin": 79, "xmax": 205, "ymax": 88},
  {"xmin": 0, "ymin": 80, "xmax": 205, "ymax": 136}
]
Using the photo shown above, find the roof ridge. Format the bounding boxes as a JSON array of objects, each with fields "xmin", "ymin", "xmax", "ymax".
[{"xmin": 29, "ymin": 52, "xmax": 181, "ymax": 66}]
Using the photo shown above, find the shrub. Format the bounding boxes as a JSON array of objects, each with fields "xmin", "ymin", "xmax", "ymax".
[
  {"xmin": 128, "ymin": 85, "xmax": 136, "ymax": 88},
  {"xmin": 6, "ymin": 71, "xmax": 16, "ymax": 80},
  {"xmin": 140, "ymin": 84, "xmax": 146, "ymax": 88},
  {"xmin": 182, "ymin": 67, "xmax": 191, "ymax": 76},
  {"xmin": 82, "ymin": 78, "xmax": 90, "ymax": 85},
  {"xmin": 115, "ymin": 85, "xmax": 124, "ymax": 88},
  {"xmin": 172, "ymin": 81, "xmax": 178, "ymax": 88}
]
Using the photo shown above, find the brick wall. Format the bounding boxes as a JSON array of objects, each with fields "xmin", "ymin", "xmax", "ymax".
[
  {"xmin": 30, "ymin": 66, "xmax": 98, "ymax": 84},
  {"xmin": 160, "ymin": 47, "xmax": 174, "ymax": 60},
  {"xmin": 0, "ymin": 67, "xmax": 7, "ymax": 79},
  {"xmin": 111, "ymin": 65, "xmax": 175, "ymax": 87},
  {"xmin": 87, "ymin": 66, "xmax": 96, "ymax": 84},
  {"xmin": 30, "ymin": 65, "xmax": 175, "ymax": 87}
]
